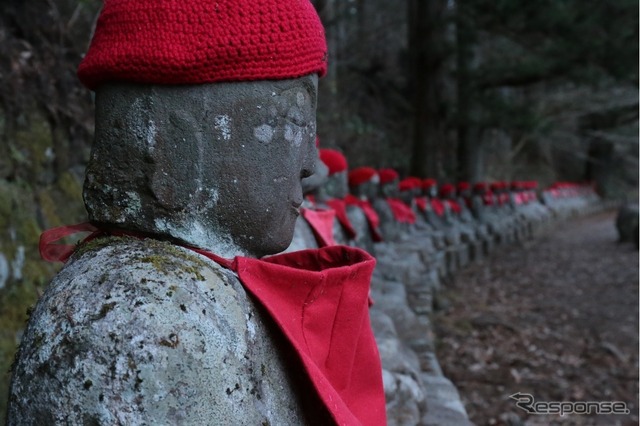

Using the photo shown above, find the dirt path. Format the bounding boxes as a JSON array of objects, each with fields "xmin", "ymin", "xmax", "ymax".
[{"xmin": 434, "ymin": 210, "xmax": 639, "ymax": 426}]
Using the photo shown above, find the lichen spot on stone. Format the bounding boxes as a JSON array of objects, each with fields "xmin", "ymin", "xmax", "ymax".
[
  {"xmin": 284, "ymin": 125, "xmax": 303, "ymax": 148},
  {"xmin": 254, "ymin": 124, "xmax": 274, "ymax": 144},
  {"xmin": 214, "ymin": 115, "xmax": 232, "ymax": 141},
  {"xmin": 296, "ymin": 92, "xmax": 305, "ymax": 107}
]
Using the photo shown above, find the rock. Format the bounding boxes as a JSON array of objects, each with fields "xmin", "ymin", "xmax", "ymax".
[{"xmin": 615, "ymin": 203, "xmax": 639, "ymax": 244}]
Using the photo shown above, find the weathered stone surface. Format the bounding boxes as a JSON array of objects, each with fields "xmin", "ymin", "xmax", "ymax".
[
  {"xmin": 8, "ymin": 238, "xmax": 323, "ymax": 425},
  {"xmin": 84, "ymin": 76, "xmax": 318, "ymax": 258}
]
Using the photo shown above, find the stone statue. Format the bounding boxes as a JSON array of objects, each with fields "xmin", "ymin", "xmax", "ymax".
[{"xmin": 7, "ymin": 1, "xmax": 386, "ymax": 425}]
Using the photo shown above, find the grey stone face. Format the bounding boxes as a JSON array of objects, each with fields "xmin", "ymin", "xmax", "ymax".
[
  {"xmin": 380, "ymin": 180, "xmax": 399, "ymax": 198},
  {"xmin": 301, "ymin": 156, "xmax": 329, "ymax": 194},
  {"xmin": 351, "ymin": 180, "xmax": 379, "ymax": 200},
  {"xmin": 84, "ymin": 75, "xmax": 319, "ymax": 258},
  {"xmin": 315, "ymin": 171, "xmax": 348, "ymax": 201}
]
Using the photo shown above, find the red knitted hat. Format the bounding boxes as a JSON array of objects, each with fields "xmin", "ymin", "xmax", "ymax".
[
  {"xmin": 457, "ymin": 181, "xmax": 471, "ymax": 192},
  {"xmin": 319, "ymin": 149, "xmax": 348, "ymax": 175},
  {"xmin": 473, "ymin": 182, "xmax": 488, "ymax": 192},
  {"xmin": 399, "ymin": 177, "xmax": 422, "ymax": 192},
  {"xmin": 378, "ymin": 169, "xmax": 399, "ymax": 185},
  {"xmin": 422, "ymin": 178, "xmax": 437, "ymax": 190},
  {"xmin": 78, "ymin": 0, "xmax": 328, "ymax": 90},
  {"xmin": 490, "ymin": 182, "xmax": 503, "ymax": 191},
  {"xmin": 439, "ymin": 183, "xmax": 455, "ymax": 197},
  {"xmin": 349, "ymin": 167, "xmax": 378, "ymax": 187}
]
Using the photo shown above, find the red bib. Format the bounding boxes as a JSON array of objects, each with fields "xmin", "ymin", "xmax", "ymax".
[
  {"xmin": 344, "ymin": 195, "xmax": 383, "ymax": 242},
  {"xmin": 301, "ymin": 208, "xmax": 338, "ymax": 247},
  {"xmin": 385, "ymin": 198, "xmax": 416, "ymax": 224},
  {"xmin": 326, "ymin": 198, "xmax": 357, "ymax": 239},
  {"xmin": 430, "ymin": 198, "xmax": 445, "ymax": 217}
]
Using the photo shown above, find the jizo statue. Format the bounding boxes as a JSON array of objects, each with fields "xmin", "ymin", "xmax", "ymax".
[{"xmin": 7, "ymin": 1, "xmax": 386, "ymax": 425}]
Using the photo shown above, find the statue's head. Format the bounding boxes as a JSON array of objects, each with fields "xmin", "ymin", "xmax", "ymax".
[
  {"xmin": 302, "ymin": 138, "xmax": 329, "ymax": 194},
  {"xmin": 398, "ymin": 177, "xmax": 422, "ymax": 204},
  {"xmin": 422, "ymin": 178, "xmax": 438, "ymax": 198},
  {"xmin": 79, "ymin": 0, "xmax": 327, "ymax": 258},
  {"xmin": 348, "ymin": 167, "xmax": 379, "ymax": 200},
  {"xmin": 378, "ymin": 168, "xmax": 400, "ymax": 198},
  {"xmin": 457, "ymin": 182, "xmax": 471, "ymax": 198},
  {"xmin": 473, "ymin": 182, "xmax": 488, "ymax": 196},
  {"xmin": 439, "ymin": 183, "xmax": 456, "ymax": 200},
  {"xmin": 315, "ymin": 148, "xmax": 348, "ymax": 200}
]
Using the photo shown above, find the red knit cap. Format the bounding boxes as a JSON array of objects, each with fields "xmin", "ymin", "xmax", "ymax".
[
  {"xmin": 319, "ymin": 149, "xmax": 348, "ymax": 175},
  {"xmin": 378, "ymin": 169, "xmax": 399, "ymax": 185},
  {"xmin": 457, "ymin": 182, "xmax": 471, "ymax": 192},
  {"xmin": 78, "ymin": 0, "xmax": 328, "ymax": 90},
  {"xmin": 399, "ymin": 177, "xmax": 422, "ymax": 192},
  {"xmin": 349, "ymin": 167, "xmax": 378, "ymax": 187},
  {"xmin": 490, "ymin": 182, "xmax": 503, "ymax": 191},
  {"xmin": 422, "ymin": 178, "xmax": 437, "ymax": 190},
  {"xmin": 439, "ymin": 183, "xmax": 455, "ymax": 197},
  {"xmin": 473, "ymin": 182, "xmax": 488, "ymax": 192}
]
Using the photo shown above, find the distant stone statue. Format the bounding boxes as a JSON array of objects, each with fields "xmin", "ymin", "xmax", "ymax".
[{"xmin": 7, "ymin": 1, "xmax": 386, "ymax": 425}]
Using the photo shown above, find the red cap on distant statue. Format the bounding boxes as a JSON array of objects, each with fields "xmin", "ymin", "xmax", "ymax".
[
  {"xmin": 398, "ymin": 177, "xmax": 422, "ymax": 192},
  {"xmin": 349, "ymin": 167, "xmax": 379, "ymax": 187},
  {"xmin": 439, "ymin": 183, "xmax": 455, "ymax": 197},
  {"xmin": 422, "ymin": 178, "xmax": 437, "ymax": 190},
  {"xmin": 378, "ymin": 169, "xmax": 399, "ymax": 185},
  {"xmin": 319, "ymin": 149, "xmax": 348, "ymax": 176}
]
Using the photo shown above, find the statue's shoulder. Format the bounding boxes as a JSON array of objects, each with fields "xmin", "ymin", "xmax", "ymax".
[{"xmin": 7, "ymin": 237, "xmax": 307, "ymax": 425}]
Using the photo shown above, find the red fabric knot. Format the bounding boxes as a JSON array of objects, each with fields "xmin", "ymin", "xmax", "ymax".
[{"xmin": 39, "ymin": 222, "xmax": 103, "ymax": 263}]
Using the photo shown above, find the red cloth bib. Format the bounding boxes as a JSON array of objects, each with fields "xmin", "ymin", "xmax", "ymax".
[
  {"xmin": 344, "ymin": 195, "xmax": 383, "ymax": 242},
  {"xmin": 40, "ymin": 225, "xmax": 387, "ymax": 426},
  {"xmin": 301, "ymin": 208, "xmax": 338, "ymax": 247},
  {"xmin": 430, "ymin": 198, "xmax": 445, "ymax": 217},
  {"xmin": 326, "ymin": 198, "xmax": 357, "ymax": 239},
  {"xmin": 385, "ymin": 198, "xmax": 416, "ymax": 224},
  {"xmin": 482, "ymin": 192, "xmax": 494, "ymax": 206},
  {"xmin": 445, "ymin": 199, "xmax": 462, "ymax": 215}
]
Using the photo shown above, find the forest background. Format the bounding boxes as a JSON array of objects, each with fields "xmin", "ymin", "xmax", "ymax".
[{"xmin": 0, "ymin": 0, "xmax": 638, "ymax": 419}]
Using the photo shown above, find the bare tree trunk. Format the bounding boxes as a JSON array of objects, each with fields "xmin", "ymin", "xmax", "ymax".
[
  {"xmin": 455, "ymin": 0, "xmax": 482, "ymax": 182},
  {"xmin": 408, "ymin": 0, "xmax": 448, "ymax": 179},
  {"xmin": 313, "ymin": 0, "xmax": 339, "ymax": 146}
]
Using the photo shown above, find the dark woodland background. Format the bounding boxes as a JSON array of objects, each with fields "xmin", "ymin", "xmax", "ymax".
[{"xmin": 0, "ymin": 0, "xmax": 638, "ymax": 418}]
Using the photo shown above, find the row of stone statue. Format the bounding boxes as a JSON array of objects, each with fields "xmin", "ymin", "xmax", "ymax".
[
  {"xmin": 288, "ymin": 148, "xmax": 605, "ymax": 425},
  {"xmin": 287, "ymin": 147, "xmax": 601, "ymax": 276}
]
